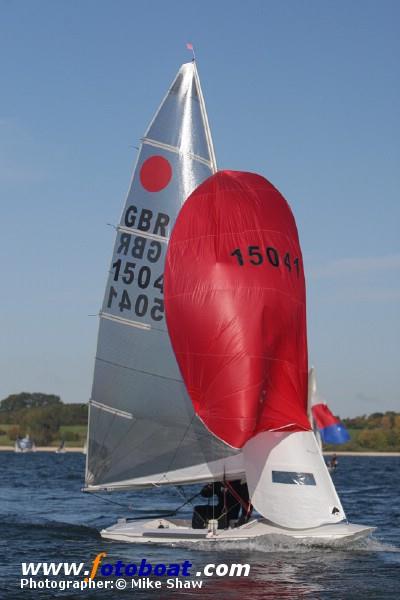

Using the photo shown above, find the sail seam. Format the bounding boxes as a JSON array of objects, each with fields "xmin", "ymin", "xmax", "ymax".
[
  {"xmin": 90, "ymin": 399, "xmax": 134, "ymax": 420},
  {"xmin": 95, "ymin": 356, "xmax": 183, "ymax": 383},
  {"xmin": 142, "ymin": 137, "xmax": 212, "ymax": 168},
  {"xmin": 168, "ymin": 228, "xmax": 298, "ymax": 244},
  {"xmin": 100, "ymin": 312, "xmax": 152, "ymax": 331},
  {"xmin": 269, "ymin": 423, "xmax": 309, "ymax": 432},
  {"xmin": 167, "ymin": 288, "xmax": 306, "ymax": 306}
]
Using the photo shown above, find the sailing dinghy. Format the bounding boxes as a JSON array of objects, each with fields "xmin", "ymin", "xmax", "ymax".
[{"xmin": 84, "ymin": 61, "xmax": 373, "ymax": 545}]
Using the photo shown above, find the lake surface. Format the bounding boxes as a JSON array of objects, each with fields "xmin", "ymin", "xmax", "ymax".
[{"xmin": 0, "ymin": 453, "xmax": 399, "ymax": 599}]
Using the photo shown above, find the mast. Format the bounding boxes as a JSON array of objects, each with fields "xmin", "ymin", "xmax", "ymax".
[{"xmin": 193, "ymin": 62, "xmax": 217, "ymax": 173}]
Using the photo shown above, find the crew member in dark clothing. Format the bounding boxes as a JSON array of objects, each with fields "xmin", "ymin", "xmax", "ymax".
[
  {"xmin": 328, "ymin": 454, "xmax": 338, "ymax": 470},
  {"xmin": 192, "ymin": 480, "xmax": 251, "ymax": 529}
]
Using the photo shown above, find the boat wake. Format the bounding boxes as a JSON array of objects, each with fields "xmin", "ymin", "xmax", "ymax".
[{"xmin": 166, "ymin": 533, "xmax": 399, "ymax": 554}]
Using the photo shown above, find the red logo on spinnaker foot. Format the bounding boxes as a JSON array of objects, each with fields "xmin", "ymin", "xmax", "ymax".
[{"xmin": 140, "ymin": 156, "xmax": 172, "ymax": 192}]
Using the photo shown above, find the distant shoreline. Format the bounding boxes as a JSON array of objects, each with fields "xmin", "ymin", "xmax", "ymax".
[
  {"xmin": 0, "ymin": 445, "xmax": 84, "ymax": 453},
  {"xmin": 0, "ymin": 445, "xmax": 399, "ymax": 456},
  {"xmin": 323, "ymin": 451, "xmax": 400, "ymax": 457}
]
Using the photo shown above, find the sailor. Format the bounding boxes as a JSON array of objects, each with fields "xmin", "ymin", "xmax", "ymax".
[
  {"xmin": 192, "ymin": 480, "xmax": 251, "ymax": 529},
  {"xmin": 328, "ymin": 454, "xmax": 338, "ymax": 469}
]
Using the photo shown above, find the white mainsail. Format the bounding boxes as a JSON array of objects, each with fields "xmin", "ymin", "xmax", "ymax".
[{"xmin": 85, "ymin": 62, "xmax": 242, "ymax": 492}]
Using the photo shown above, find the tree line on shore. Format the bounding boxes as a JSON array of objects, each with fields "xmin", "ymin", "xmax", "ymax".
[
  {"xmin": 0, "ymin": 392, "xmax": 399, "ymax": 450},
  {"xmin": 0, "ymin": 393, "xmax": 87, "ymax": 446},
  {"xmin": 328, "ymin": 412, "xmax": 400, "ymax": 452}
]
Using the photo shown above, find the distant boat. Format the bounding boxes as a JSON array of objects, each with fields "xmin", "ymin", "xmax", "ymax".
[{"xmin": 15, "ymin": 435, "xmax": 36, "ymax": 453}]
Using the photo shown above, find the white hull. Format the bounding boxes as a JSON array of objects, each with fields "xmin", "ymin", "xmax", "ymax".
[{"xmin": 101, "ymin": 517, "xmax": 374, "ymax": 546}]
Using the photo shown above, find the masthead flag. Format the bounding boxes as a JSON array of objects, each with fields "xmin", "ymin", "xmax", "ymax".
[{"xmin": 186, "ymin": 42, "xmax": 195, "ymax": 60}]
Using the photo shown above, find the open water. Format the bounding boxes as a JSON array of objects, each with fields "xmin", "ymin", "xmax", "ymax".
[{"xmin": 0, "ymin": 452, "xmax": 399, "ymax": 599}]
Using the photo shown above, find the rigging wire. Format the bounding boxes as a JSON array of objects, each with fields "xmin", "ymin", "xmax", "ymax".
[
  {"xmin": 84, "ymin": 491, "xmax": 136, "ymax": 512},
  {"xmin": 84, "ymin": 486, "xmax": 204, "ymax": 521},
  {"xmin": 125, "ymin": 488, "xmax": 203, "ymax": 523}
]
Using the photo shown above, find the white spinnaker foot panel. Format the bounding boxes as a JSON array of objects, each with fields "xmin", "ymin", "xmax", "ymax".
[{"xmin": 243, "ymin": 431, "xmax": 346, "ymax": 529}]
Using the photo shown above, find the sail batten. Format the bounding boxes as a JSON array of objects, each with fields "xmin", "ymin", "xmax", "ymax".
[
  {"xmin": 142, "ymin": 137, "xmax": 213, "ymax": 167},
  {"xmin": 100, "ymin": 312, "xmax": 152, "ymax": 331},
  {"xmin": 117, "ymin": 226, "xmax": 170, "ymax": 243},
  {"xmin": 89, "ymin": 400, "xmax": 134, "ymax": 420},
  {"xmin": 85, "ymin": 62, "xmax": 239, "ymax": 491}
]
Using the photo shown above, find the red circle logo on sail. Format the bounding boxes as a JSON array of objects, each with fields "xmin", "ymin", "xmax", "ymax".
[{"xmin": 140, "ymin": 156, "xmax": 172, "ymax": 192}]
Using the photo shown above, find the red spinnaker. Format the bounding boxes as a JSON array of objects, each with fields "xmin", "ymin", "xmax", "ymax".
[{"xmin": 164, "ymin": 171, "xmax": 310, "ymax": 448}]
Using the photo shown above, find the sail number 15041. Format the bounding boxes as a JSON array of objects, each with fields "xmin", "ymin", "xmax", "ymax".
[
  {"xmin": 230, "ymin": 246, "xmax": 300, "ymax": 275},
  {"xmin": 107, "ymin": 286, "xmax": 164, "ymax": 321}
]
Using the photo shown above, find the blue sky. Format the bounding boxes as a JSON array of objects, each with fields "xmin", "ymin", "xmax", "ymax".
[{"xmin": 0, "ymin": 0, "xmax": 398, "ymax": 417}]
